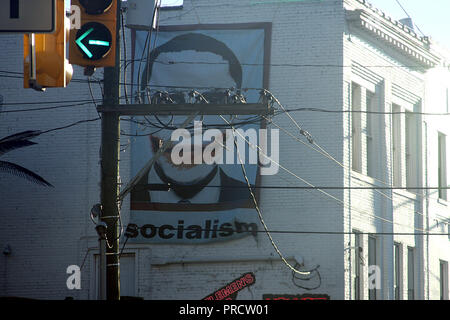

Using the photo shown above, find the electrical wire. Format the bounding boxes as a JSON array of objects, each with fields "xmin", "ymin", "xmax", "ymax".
[
  {"xmin": 115, "ymin": 225, "xmax": 449, "ymax": 237},
  {"xmin": 1, "ymin": 78, "xmax": 446, "ymax": 227},
  {"xmin": 120, "ymin": 8, "xmax": 129, "ymax": 105},
  {"xmin": 121, "ymin": 58, "xmax": 445, "ymax": 70},
  {"xmin": 269, "ymin": 110, "xmax": 448, "ymax": 222},
  {"xmin": 0, "ymin": 101, "xmax": 98, "ymax": 114},
  {"xmin": 223, "ymin": 116, "xmax": 449, "ymax": 282},
  {"xmin": 39, "ymin": 118, "xmax": 101, "ymax": 135},
  {"xmin": 0, "ymin": 98, "xmax": 102, "ymax": 106},
  {"xmin": 282, "ymin": 107, "xmax": 450, "ymax": 116},
  {"xmin": 394, "ymin": 0, "xmax": 426, "ymax": 37},
  {"xmin": 0, "ymin": 70, "xmax": 103, "ymax": 84},
  {"xmin": 114, "ymin": 85, "xmax": 449, "ymax": 228},
  {"xmin": 292, "ymin": 263, "xmax": 322, "ymax": 290},
  {"xmin": 219, "ymin": 115, "xmax": 434, "ymax": 233},
  {"xmin": 227, "ymin": 116, "xmax": 321, "ymax": 276},
  {"xmin": 260, "ymin": 91, "xmax": 449, "ymax": 225},
  {"xmin": 136, "ymin": 1, "xmax": 160, "ymax": 102},
  {"xmin": 142, "ymin": 184, "xmax": 450, "ymax": 191},
  {"xmin": 88, "ymin": 76, "xmax": 102, "ymax": 118},
  {"xmin": 79, "ymin": 248, "xmax": 90, "ymax": 271}
]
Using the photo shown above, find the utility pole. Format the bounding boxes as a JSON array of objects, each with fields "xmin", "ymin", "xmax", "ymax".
[
  {"xmin": 100, "ymin": 0, "xmax": 121, "ymax": 300},
  {"xmin": 96, "ymin": 1, "xmax": 272, "ymax": 301}
]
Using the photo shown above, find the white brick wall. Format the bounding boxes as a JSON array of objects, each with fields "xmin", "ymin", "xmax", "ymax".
[{"xmin": 0, "ymin": 0, "xmax": 448, "ymax": 300}]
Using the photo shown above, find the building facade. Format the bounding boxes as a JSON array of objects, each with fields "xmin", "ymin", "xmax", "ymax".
[{"xmin": 0, "ymin": 0, "xmax": 449, "ymax": 300}]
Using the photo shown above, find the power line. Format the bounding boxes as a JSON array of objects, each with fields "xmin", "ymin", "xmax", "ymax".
[
  {"xmin": 123, "ymin": 58, "xmax": 445, "ymax": 70},
  {"xmin": 394, "ymin": 0, "xmax": 426, "ymax": 37},
  {"xmin": 219, "ymin": 114, "xmax": 436, "ymax": 233},
  {"xmin": 227, "ymin": 116, "xmax": 311, "ymax": 276},
  {"xmin": 0, "ymin": 118, "xmax": 102, "ymax": 139},
  {"xmin": 259, "ymin": 90, "xmax": 448, "ymax": 225},
  {"xmin": 40, "ymin": 117, "xmax": 101, "ymax": 135},
  {"xmin": 2, "ymin": 84, "xmax": 445, "ymax": 226},
  {"xmin": 0, "ymin": 98, "xmax": 102, "ymax": 106},
  {"xmin": 123, "ymin": 225, "xmax": 449, "ymax": 237},
  {"xmin": 135, "ymin": 184, "xmax": 450, "ymax": 191},
  {"xmin": 282, "ymin": 107, "xmax": 450, "ymax": 116},
  {"xmin": 0, "ymin": 101, "xmax": 97, "ymax": 114},
  {"xmin": 0, "ymin": 70, "xmax": 101, "ymax": 84}
]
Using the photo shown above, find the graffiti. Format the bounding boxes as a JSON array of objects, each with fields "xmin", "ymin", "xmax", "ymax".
[
  {"xmin": 203, "ymin": 272, "xmax": 255, "ymax": 300},
  {"xmin": 291, "ymin": 264, "xmax": 322, "ymax": 290},
  {"xmin": 263, "ymin": 294, "xmax": 330, "ymax": 300}
]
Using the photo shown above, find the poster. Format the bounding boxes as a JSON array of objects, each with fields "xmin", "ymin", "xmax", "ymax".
[{"xmin": 127, "ymin": 23, "xmax": 271, "ymax": 244}]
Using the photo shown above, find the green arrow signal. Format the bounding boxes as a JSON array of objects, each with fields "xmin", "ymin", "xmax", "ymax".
[
  {"xmin": 76, "ymin": 28, "xmax": 111, "ymax": 59},
  {"xmin": 76, "ymin": 27, "xmax": 94, "ymax": 58},
  {"xmin": 88, "ymin": 40, "xmax": 110, "ymax": 46}
]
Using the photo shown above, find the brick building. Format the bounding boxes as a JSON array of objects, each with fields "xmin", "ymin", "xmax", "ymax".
[{"xmin": 0, "ymin": 0, "xmax": 449, "ymax": 300}]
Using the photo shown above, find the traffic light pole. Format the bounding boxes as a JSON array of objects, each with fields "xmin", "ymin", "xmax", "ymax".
[{"xmin": 100, "ymin": 0, "xmax": 121, "ymax": 300}]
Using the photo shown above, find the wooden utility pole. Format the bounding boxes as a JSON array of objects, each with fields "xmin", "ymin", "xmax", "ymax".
[
  {"xmin": 100, "ymin": 0, "xmax": 121, "ymax": 300},
  {"xmin": 97, "ymin": 0, "xmax": 272, "ymax": 300}
]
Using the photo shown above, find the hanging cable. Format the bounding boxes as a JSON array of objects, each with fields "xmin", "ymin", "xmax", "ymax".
[
  {"xmin": 218, "ymin": 115, "xmax": 431, "ymax": 233},
  {"xmin": 226, "ymin": 116, "xmax": 314, "ymax": 276}
]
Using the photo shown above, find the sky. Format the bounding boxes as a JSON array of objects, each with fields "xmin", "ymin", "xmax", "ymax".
[
  {"xmin": 66, "ymin": 0, "xmax": 449, "ymax": 49},
  {"xmin": 157, "ymin": 0, "xmax": 450, "ymax": 50},
  {"xmin": 365, "ymin": 0, "xmax": 450, "ymax": 49}
]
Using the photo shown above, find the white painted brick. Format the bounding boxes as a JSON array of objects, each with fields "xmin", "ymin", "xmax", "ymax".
[{"xmin": 0, "ymin": 0, "xmax": 448, "ymax": 301}]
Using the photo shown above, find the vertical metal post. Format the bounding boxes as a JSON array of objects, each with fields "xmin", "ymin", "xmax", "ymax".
[
  {"xmin": 100, "ymin": 0, "xmax": 121, "ymax": 300},
  {"xmin": 29, "ymin": 33, "xmax": 36, "ymax": 82},
  {"xmin": 99, "ymin": 237, "xmax": 107, "ymax": 300}
]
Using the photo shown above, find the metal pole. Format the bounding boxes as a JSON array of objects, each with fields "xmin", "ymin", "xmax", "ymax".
[
  {"xmin": 100, "ymin": 0, "xmax": 121, "ymax": 300},
  {"xmin": 99, "ymin": 237, "xmax": 107, "ymax": 300}
]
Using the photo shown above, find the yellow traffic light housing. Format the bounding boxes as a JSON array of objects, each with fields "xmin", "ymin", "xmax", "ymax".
[
  {"xmin": 23, "ymin": 0, "xmax": 72, "ymax": 89},
  {"xmin": 69, "ymin": 0, "xmax": 117, "ymax": 67}
]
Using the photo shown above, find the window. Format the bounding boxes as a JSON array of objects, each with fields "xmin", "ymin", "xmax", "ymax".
[
  {"xmin": 391, "ymin": 102, "xmax": 420, "ymax": 189},
  {"xmin": 441, "ymin": 260, "xmax": 449, "ymax": 300},
  {"xmin": 446, "ymin": 87, "xmax": 449, "ymax": 114},
  {"xmin": 161, "ymin": 0, "xmax": 183, "ymax": 8},
  {"xmin": 392, "ymin": 104, "xmax": 402, "ymax": 187},
  {"xmin": 352, "ymin": 83, "xmax": 362, "ymax": 173},
  {"xmin": 405, "ymin": 111, "xmax": 416, "ymax": 188},
  {"xmin": 368, "ymin": 236, "xmax": 377, "ymax": 300},
  {"xmin": 94, "ymin": 253, "xmax": 136, "ymax": 299},
  {"xmin": 366, "ymin": 91, "xmax": 376, "ymax": 178},
  {"xmin": 438, "ymin": 133, "xmax": 447, "ymax": 200},
  {"xmin": 351, "ymin": 83, "xmax": 381, "ymax": 179},
  {"xmin": 394, "ymin": 243, "xmax": 402, "ymax": 300},
  {"xmin": 407, "ymin": 247, "xmax": 415, "ymax": 300},
  {"xmin": 353, "ymin": 231, "xmax": 363, "ymax": 300}
]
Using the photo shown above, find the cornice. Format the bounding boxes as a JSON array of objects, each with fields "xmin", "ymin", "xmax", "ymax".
[{"xmin": 346, "ymin": 2, "xmax": 441, "ymax": 69}]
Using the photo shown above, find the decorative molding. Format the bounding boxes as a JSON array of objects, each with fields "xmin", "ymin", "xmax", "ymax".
[
  {"xmin": 352, "ymin": 61, "xmax": 383, "ymax": 86},
  {"xmin": 346, "ymin": 5, "xmax": 441, "ymax": 69},
  {"xmin": 391, "ymin": 84, "xmax": 421, "ymax": 106}
]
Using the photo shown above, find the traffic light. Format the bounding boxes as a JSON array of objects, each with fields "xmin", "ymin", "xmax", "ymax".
[
  {"xmin": 69, "ymin": 0, "xmax": 117, "ymax": 67},
  {"xmin": 23, "ymin": 0, "xmax": 73, "ymax": 89}
]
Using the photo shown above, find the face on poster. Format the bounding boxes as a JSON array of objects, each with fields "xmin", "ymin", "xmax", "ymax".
[{"xmin": 127, "ymin": 25, "xmax": 271, "ymax": 244}]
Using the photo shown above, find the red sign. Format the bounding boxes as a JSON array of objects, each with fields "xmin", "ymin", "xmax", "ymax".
[
  {"xmin": 263, "ymin": 294, "xmax": 330, "ymax": 300},
  {"xmin": 203, "ymin": 273, "xmax": 256, "ymax": 300}
]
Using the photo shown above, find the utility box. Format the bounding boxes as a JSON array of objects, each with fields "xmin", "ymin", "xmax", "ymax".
[{"xmin": 126, "ymin": 0, "xmax": 159, "ymax": 30}]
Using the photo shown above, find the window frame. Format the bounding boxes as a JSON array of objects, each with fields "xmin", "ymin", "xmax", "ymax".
[
  {"xmin": 407, "ymin": 246, "xmax": 415, "ymax": 300},
  {"xmin": 394, "ymin": 242, "xmax": 403, "ymax": 300},
  {"xmin": 368, "ymin": 235, "xmax": 378, "ymax": 300},
  {"xmin": 438, "ymin": 132, "xmax": 447, "ymax": 201},
  {"xmin": 440, "ymin": 260, "xmax": 449, "ymax": 300}
]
